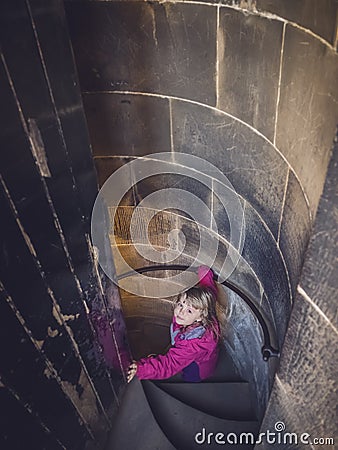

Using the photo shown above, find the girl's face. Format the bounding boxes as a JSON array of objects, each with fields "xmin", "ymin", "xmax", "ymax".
[{"xmin": 174, "ymin": 295, "xmax": 202, "ymax": 326}]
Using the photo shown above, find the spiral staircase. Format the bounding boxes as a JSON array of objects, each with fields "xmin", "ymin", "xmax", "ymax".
[{"xmin": 104, "ymin": 292, "xmax": 261, "ymax": 450}]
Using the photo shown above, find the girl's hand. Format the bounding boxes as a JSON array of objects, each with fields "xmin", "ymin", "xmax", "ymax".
[{"xmin": 127, "ymin": 361, "xmax": 137, "ymax": 383}]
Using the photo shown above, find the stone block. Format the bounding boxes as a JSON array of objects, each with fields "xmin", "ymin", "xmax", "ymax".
[
  {"xmin": 275, "ymin": 25, "xmax": 338, "ymax": 216},
  {"xmin": 218, "ymin": 9, "xmax": 283, "ymax": 141},
  {"xmin": 242, "ymin": 203, "xmax": 291, "ymax": 345},
  {"xmin": 256, "ymin": 0, "xmax": 337, "ymax": 45},
  {"xmin": 66, "ymin": 1, "xmax": 217, "ymax": 104},
  {"xmin": 279, "ymin": 171, "xmax": 311, "ymax": 297},
  {"xmin": 172, "ymin": 98, "xmax": 288, "ymax": 239},
  {"xmin": 83, "ymin": 93, "xmax": 171, "ymax": 157}
]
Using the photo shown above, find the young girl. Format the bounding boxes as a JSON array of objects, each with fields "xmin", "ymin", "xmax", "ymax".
[{"xmin": 127, "ymin": 266, "xmax": 220, "ymax": 383}]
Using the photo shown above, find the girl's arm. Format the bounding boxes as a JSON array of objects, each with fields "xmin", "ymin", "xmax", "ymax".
[
  {"xmin": 136, "ymin": 339, "xmax": 201, "ymax": 380},
  {"xmin": 198, "ymin": 266, "xmax": 217, "ymax": 296}
]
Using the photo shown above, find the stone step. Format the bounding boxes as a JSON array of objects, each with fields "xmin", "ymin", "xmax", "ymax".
[
  {"xmin": 143, "ymin": 380, "xmax": 259, "ymax": 450},
  {"xmin": 105, "ymin": 378, "xmax": 176, "ymax": 450},
  {"xmin": 153, "ymin": 381, "xmax": 256, "ymax": 421}
]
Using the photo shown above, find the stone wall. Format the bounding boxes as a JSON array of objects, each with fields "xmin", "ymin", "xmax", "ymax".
[
  {"xmin": 257, "ymin": 136, "xmax": 338, "ymax": 449},
  {"xmin": 0, "ymin": 1, "xmax": 130, "ymax": 449},
  {"xmin": 65, "ymin": 0, "xmax": 338, "ymax": 352}
]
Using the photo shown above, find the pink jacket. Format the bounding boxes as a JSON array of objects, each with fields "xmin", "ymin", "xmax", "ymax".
[{"xmin": 136, "ymin": 267, "xmax": 219, "ymax": 382}]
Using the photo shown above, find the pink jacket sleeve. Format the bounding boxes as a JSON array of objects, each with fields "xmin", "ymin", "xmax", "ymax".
[
  {"xmin": 136, "ymin": 339, "xmax": 202, "ymax": 380},
  {"xmin": 198, "ymin": 266, "xmax": 217, "ymax": 296}
]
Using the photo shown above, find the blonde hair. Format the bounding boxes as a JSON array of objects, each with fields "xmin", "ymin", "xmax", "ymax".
[{"xmin": 174, "ymin": 286, "xmax": 220, "ymax": 339}]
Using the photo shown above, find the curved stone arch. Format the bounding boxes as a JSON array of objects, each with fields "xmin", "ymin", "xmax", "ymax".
[
  {"xmin": 89, "ymin": 91, "xmax": 308, "ymax": 301},
  {"xmin": 87, "ymin": 90, "xmax": 311, "ymax": 237},
  {"xmin": 87, "ymin": 89, "xmax": 311, "ymax": 212},
  {"xmin": 106, "ymin": 157, "xmax": 291, "ymax": 346},
  {"xmin": 79, "ymin": 0, "xmax": 337, "ymax": 50},
  {"xmin": 69, "ymin": 1, "xmax": 336, "ymax": 215}
]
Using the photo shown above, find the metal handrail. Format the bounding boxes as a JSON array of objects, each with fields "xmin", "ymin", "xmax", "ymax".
[{"xmin": 117, "ymin": 264, "xmax": 279, "ymax": 361}]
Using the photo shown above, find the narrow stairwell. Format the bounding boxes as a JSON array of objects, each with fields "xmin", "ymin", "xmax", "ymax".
[{"xmin": 105, "ymin": 345, "xmax": 260, "ymax": 450}]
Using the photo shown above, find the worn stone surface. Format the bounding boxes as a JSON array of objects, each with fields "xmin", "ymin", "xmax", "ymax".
[
  {"xmin": 258, "ymin": 297, "xmax": 337, "ymax": 449},
  {"xmin": 256, "ymin": 0, "xmax": 338, "ymax": 45},
  {"xmin": 66, "ymin": 0, "xmax": 337, "ymax": 228},
  {"xmin": 65, "ymin": 1, "xmax": 217, "ymax": 105},
  {"xmin": 134, "ymin": 173, "xmax": 213, "ymax": 222},
  {"xmin": 0, "ymin": 287, "xmax": 89, "ymax": 449},
  {"xmin": 222, "ymin": 287, "xmax": 270, "ymax": 420},
  {"xmin": 211, "ymin": 178, "xmax": 246, "ymax": 245},
  {"xmin": 275, "ymin": 25, "xmax": 338, "ymax": 217},
  {"xmin": 172, "ymin": 98, "xmax": 288, "ymax": 240},
  {"xmin": 0, "ymin": 0, "xmax": 128, "ymax": 446},
  {"xmin": 278, "ymin": 171, "xmax": 311, "ymax": 297},
  {"xmin": 94, "ymin": 155, "xmax": 135, "ymax": 187},
  {"xmin": 0, "ymin": 10, "xmax": 121, "ymax": 415},
  {"xmin": 0, "ymin": 382, "xmax": 65, "ymax": 450},
  {"xmin": 227, "ymin": 256, "xmax": 279, "ymax": 353},
  {"xmin": 258, "ymin": 142, "xmax": 338, "ymax": 449},
  {"xmin": 83, "ymin": 93, "xmax": 171, "ymax": 157},
  {"xmin": 298, "ymin": 148, "xmax": 338, "ymax": 323},
  {"xmin": 242, "ymin": 204, "xmax": 291, "ymax": 346},
  {"xmin": 218, "ymin": 9, "xmax": 283, "ymax": 141},
  {"xmin": 228, "ymin": 257, "xmax": 263, "ymax": 306}
]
